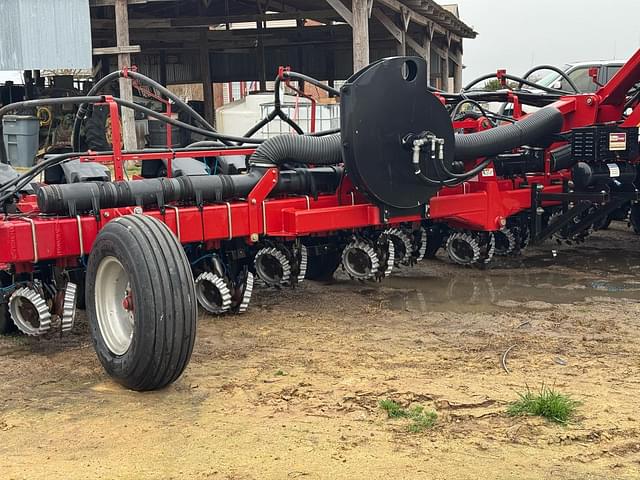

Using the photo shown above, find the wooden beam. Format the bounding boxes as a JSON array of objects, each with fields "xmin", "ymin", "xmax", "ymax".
[
  {"xmin": 400, "ymin": 6, "xmax": 411, "ymax": 31},
  {"xmin": 430, "ymin": 42, "xmax": 448, "ymax": 61},
  {"xmin": 441, "ymin": 43, "xmax": 449, "ymax": 92},
  {"xmin": 372, "ymin": 8, "xmax": 407, "ymax": 56},
  {"xmin": 398, "ymin": 30, "xmax": 406, "ymax": 56},
  {"xmin": 92, "ymin": 10, "xmax": 342, "ymax": 30},
  {"xmin": 406, "ymin": 35, "xmax": 425, "ymax": 57},
  {"xmin": 92, "ymin": 18, "xmax": 171, "ymax": 29},
  {"xmin": 375, "ymin": 0, "xmax": 460, "ymax": 43},
  {"xmin": 90, "ymin": 0, "xmax": 167, "ymax": 6},
  {"xmin": 372, "ymin": 8, "xmax": 402, "ymax": 43},
  {"xmin": 452, "ymin": 44, "xmax": 462, "ymax": 92},
  {"xmin": 199, "ymin": 29, "xmax": 214, "ymax": 126},
  {"xmin": 325, "ymin": 0, "xmax": 353, "ymax": 26},
  {"xmin": 159, "ymin": 50, "xmax": 167, "ymax": 87},
  {"xmin": 92, "ymin": 46, "xmax": 141, "ymax": 55},
  {"xmin": 424, "ymin": 29, "xmax": 432, "ymax": 86},
  {"xmin": 257, "ymin": 19, "xmax": 267, "ymax": 90},
  {"xmin": 115, "ymin": 0, "xmax": 137, "ymax": 151},
  {"xmin": 352, "ymin": 0, "xmax": 370, "ymax": 71}
]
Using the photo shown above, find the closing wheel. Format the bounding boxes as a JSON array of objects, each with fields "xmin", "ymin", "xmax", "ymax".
[
  {"xmin": 385, "ymin": 228, "xmax": 413, "ymax": 266},
  {"xmin": 342, "ymin": 239, "xmax": 379, "ymax": 280},
  {"xmin": 86, "ymin": 214, "xmax": 196, "ymax": 391},
  {"xmin": 254, "ymin": 247, "xmax": 291, "ymax": 286},
  {"xmin": 195, "ymin": 272, "xmax": 232, "ymax": 315},
  {"xmin": 446, "ymin": 232, "xmax": 480, "ymax": 266},
  {"xmin": 494, "ymin": 228, "xmax": 517, "ymax": 256}
]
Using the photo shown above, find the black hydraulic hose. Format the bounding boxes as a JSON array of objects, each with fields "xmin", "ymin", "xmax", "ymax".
[
  {"xmin": 462, "ymin": 72, "xmax": 572, "ymax": 95},
  {"xmin": 187, "ymin": 140, "xmax": 226, "ymax": 148},
  {"xmin": 454, "ymin": 107, "xmax": 564, "ymax": 161},
  {"xmin": 243, "ymin": 75, "xmax": 305, "ymax": 139},
  {"xmin": 127, "ymin": 70, "xmax": 216, "ymax": 131},
  {"xmin": 414, "ymin": 155, "xmax": 493, "ymax": 187},
  {"xmin": 485, "ymin": 113, "xmax": 517, "ymax": 124},
  {"xmin": 243, "ymin": 72, "xmax": 342, "ymax": 140},
  {"xmin": 624, "ymin": 87, "xmax": 640, "ymax": 110},
  {"xmin": 0, "ymin": 96, "xmax": 104, "ymax": 120},
  {"xmin": 244, "ymin": 113, "xmax": 276, "ymax": 138},
  {"xmin": 520, "ymin": 65, "xmax": 579, "ymax": 93},
  {"xmin": 248, "ymin": 133, "xmax": 343, "ymax": 166},
  {"xmin": 282, "ymin": 71, "xmax": 341, "ymax": 97},
  {"xmin": 450, "ymin": 98, "xmax": 492, "ymax": 124},
  {"xmin": 441, "ymin": 90, "xmax": 562, "ymax": 108},
  {"xmin": 71, "ymin": 72, "xmax": 121, "ymax": 150},
  {"xmin": 435, "ymin": 152, "xmax": 492, "ymax": 180},
  {"xmin": 71, "ymin": 70, "xmax": 226, "ymax": 150},
  {"xmin": 111, "ymin": 98, "xmax": 265, "ymax": 144}
]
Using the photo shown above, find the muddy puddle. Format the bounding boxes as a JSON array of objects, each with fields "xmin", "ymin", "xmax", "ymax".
[{"xmin": 383, "ymin": 243, "xmax": 640, "ymax": 313}]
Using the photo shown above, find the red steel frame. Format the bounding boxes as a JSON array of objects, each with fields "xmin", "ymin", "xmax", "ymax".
[{"xmin": 1, "ymin": 49, "xmax": 639, "ymax": 272}]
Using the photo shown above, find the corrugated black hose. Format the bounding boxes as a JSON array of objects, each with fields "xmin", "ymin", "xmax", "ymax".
[{"xmin": 248, "ymin": 133, "xmax": 343, "ymax": 166}]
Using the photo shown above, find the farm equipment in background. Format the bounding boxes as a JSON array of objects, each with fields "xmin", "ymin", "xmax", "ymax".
[
  {"xmin": 0, "ymin": 49, "xmax": 638, "ymax": 391},
  {"xmin": 0, "ymin": 71, "xmax": 197, "ymax": 158}
]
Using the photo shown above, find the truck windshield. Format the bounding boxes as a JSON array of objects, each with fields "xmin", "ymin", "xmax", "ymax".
[{"xmin": 536, "ymin": 64, "xmax": 571, "ymax": 87}]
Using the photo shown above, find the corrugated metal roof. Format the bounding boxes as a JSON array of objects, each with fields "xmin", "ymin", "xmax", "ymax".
[{"xmin": 0, "ymin": 0, "xmax": 92, "ymax": 71}]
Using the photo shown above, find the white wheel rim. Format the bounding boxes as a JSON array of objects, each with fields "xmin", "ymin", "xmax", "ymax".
[{"xmin": 95, "ymin": 256, "xmax": 134, "ymax": 356}]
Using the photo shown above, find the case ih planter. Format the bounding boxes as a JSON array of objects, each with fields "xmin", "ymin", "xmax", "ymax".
[{"xmin": 0, "ymin": 50, "xmax": 638, "ymax": 390}]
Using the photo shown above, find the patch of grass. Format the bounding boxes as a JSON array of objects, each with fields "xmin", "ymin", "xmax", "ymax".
[
  {"xmin": 379, "ymin": 399, "xmax": 437, "ymax": 432},
  {"xmin": 406, "ymin": 406, "xmax": 437, "ymax": 433},
  {"xmin": 274, "ymin": 370, "xmax": 286, "ymax": 376},
  {"xmin": 507, "ymin": 386, "xmax": 580, "ymax": 424},
  {"xmin": 379, "ymin": 399, "xmax": 406, "ymax": 418}
]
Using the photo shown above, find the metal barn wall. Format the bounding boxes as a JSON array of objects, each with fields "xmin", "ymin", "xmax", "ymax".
[{"xmin": 0, "ymin": 0, "xmax": 92, "ymax": 70}]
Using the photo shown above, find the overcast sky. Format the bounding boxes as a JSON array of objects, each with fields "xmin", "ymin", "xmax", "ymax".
[{"xmin": 447, "ymin": 0, "xmax": 640, "ymax": 82}]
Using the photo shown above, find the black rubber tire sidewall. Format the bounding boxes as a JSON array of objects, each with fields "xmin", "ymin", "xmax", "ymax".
[
  {"xmin": 84, "ymin": 105, "xmax": 111, "ymax": 151},
  {"xmin": 86, "ymin": 215, "xmax": 196, "ymax": 391}
]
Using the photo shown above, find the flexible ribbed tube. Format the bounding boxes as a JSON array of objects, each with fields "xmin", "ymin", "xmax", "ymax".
[
  {"xmin": 454, "ymin": 107, "xmax": 564, "ymax": 161},
  {"xmin": 249, "ymin": 133, "xmax": 343, "ymax": 166}
]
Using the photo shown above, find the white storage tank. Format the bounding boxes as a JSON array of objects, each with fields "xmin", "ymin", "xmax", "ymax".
[{"xmin": 216, "ymin": 92, "xmax": 340, "ymax": 139}]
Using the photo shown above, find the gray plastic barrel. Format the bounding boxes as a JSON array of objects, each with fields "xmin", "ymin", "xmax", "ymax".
[{"xmin": 2, "ymin": 115, "xmax": 39, "ymax": 167}]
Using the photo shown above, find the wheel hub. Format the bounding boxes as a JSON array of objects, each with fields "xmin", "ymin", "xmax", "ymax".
[{"xmin": 94, "ymin": 256, "xmax": 134, "ymax": 356}]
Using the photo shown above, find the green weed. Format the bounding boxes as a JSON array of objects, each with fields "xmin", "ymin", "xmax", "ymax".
[
  {"xmin": 379, "ymin": 399, "xmax": 437, "ymax": 432},
  {"xmin": 507, "ymin": 385, "xmax": 580, "ymax": 424}
]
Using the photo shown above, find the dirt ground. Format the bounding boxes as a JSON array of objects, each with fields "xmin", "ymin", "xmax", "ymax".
[{"xmin": 1, "ymin": 224, "xmax": 640, "ymax": 479}]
